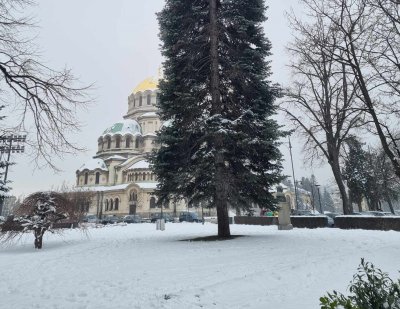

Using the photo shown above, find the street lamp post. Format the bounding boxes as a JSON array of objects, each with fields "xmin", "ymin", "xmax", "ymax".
[
  {"xmin": 315, "ymin": 184, "xmax": 323, "ymax": 214},
  {"xmin": 288, "ymin": 136, "xmax": 299, "ymax": 210},
  {"xmin": 0, "ymin": 134, "xmax": 26, "ymax": 215}
]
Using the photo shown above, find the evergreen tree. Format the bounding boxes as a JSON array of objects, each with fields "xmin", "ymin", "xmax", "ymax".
[
  {"xmin": 321, "ymin": 187, "xmax": 335, "ymax": 213},
  {"xmin": 299, "ymin": 175, "xmax": 320, "ymax": 212},
  {"xmin": 343, "ymin": 138, "xmax": 367, "ymax": 212},
  {"xmin": 282, "ymin": 178, "xmax": 294, "ymax": 190},
  {"xmin": 343, "ymin": 138, "xmax": 399, "ymax": 213},
  {"xmin": 153, "ymin": 0, "xmax": 284, "ymax": 237}
]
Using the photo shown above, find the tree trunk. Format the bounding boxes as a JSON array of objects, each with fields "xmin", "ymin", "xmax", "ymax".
[
  {"xmin": 209, "ymin": 0, "xmax": 230, "ymax": 238},
  {"xmin": 348, "ymin": 189, "xmax": 353, "ymax": 212},
  {"xmin": 357, "ymin": 200, "xmax": 362, "ymax": 213},
  {"xmin": 34, "ymin": 228, "xmax": 44, "ymax": 249},
  {"xmin": 385, "ymin": 194, "xmax": 395, "ymax": 214},
  {"xmin": 329, "ymin": 148, "xmax": 352, "ymax": 214}
]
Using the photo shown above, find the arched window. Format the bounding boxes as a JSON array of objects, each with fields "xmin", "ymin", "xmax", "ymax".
[
  {"xmin": 115, "ymin": 136, "xmax": 121, "ymax": 148},
  {"xmin": 130, "ymin": 191, "xmax": 137, "ymax": 202},
  {"xmin": 105, "ymin": 199, "xmax": 109, "ymax": 211},
  {"xmin": 150, "ymin": 197, "xmax": 156, "ymax": 208},
  {"xmin": 126, "ymin": 136, "xmax": 132, "ymax": 148},
  {"xmin": 95, "ymin": 172, "xmax": 100, "ymax": 184},
  {"xmin": 110, "ymin": 199, "xmax": 114, "ymax": 211},
  {"xmin": 139, "ymin": 95, "xmax": 142, "ymax": 106},
  {"xmin": 133, "ymin": 97, "xmax": 136, "ymax": 107},
  {"xmin": 135, "ymin": 138, "xmax": 140, "ymax": 149},
  {"xmin": 106, "ymin": 137, "xmax": 111, "ymax": 149},
  {"xmin": 114, "ymin": 198, "xmax": 119, "ymax": 211},
  {"xmin": 84, "ymin": 172, "xmax": 88, "ymax": 185},
  {"xmin": 147, "ymin": 94, "xmax": 151, "ymax": 105}
]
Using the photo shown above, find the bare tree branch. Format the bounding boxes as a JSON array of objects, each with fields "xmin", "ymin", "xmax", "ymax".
[{"xmin": 0, "ymin": 0, "xmax": 92, "ymax": 170}]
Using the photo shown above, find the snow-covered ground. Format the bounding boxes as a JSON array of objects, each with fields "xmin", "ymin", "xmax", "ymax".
[{"xmin": 0, "ymin": 223, "xmax": 399, "ymax": 309}]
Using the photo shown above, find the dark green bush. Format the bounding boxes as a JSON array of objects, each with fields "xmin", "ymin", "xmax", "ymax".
[{"xmin": 320, "ymin": 259, "xmax": 400, "ymax": 309}]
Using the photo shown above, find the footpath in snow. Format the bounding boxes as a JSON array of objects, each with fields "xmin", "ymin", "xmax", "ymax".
[{"xmin": 0, "ymin": 223, "xmax": 399, "ymax": 309}]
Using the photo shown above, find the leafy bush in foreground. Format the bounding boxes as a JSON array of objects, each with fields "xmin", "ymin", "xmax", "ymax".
[{"xmin": 320, "ymin": 259, "xmax": 400, "ymax": 309}]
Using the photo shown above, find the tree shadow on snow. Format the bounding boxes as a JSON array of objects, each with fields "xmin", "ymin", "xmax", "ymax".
[{"xmin": 180, "ymin": 235, "xmax": 245, "ymax": 242}]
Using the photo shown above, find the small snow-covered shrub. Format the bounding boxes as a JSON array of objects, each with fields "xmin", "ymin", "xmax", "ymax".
[
  {"xmin": 320, "ymin": 259, "xmax": 400, "ymax": 309},
  {"xmin": 0, "ymin": 191, "xmax": 71, "ymax": 249}
]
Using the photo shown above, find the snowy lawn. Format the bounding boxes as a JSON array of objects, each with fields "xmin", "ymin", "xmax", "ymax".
[{"xmin": 0, "ymin": 223, "xmax": 399, "ymax": 309}]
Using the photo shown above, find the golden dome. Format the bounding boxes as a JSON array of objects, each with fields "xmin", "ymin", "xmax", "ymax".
[{"xmin": 132, "ymin": 76, "xmax": 159, "ymax": 94}]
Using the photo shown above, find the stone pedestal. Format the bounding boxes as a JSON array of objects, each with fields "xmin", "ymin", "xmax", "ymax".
[
  {"xmin": 156, "ymin": 219, "xmax": 165, "ymax": 231},
  {"xmin": 278, "ymin": 201, "xmax": 293, "ymax": 230}
]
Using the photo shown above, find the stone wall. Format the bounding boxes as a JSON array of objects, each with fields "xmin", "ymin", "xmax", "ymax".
[
  {"xmin": 234, "ymin": 216, "xmax": 278, "ymax": 226},
  {"xmin": 234, "ymin": 216, "xmax": 328, "ymax": 228},
  {"xmin": 335, "ymin": 216, "xmax": 400, "ymax": 231}
]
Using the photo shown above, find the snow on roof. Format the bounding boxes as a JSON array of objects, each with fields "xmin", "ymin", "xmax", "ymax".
[
  {"xmin": 105, "ymin": 155, "xmax": 126, "ymax": 161},
  {"xmin": 77, "ymin": 158, "xmax": 108, "ymax": 172},
  {"xmin": 78, "ymin": 184, "xmax": 130, "ymax": 192},
  {"xmin": 139, "ymin": 112, "xmax": 158, "ymax": 118},
  {"xmin": 102, "ymin": 119, "xmax": 142, "ymax": 137},
  {"xmin": 128, "ymin": 160, "xmax": 150, "ymax": 170},
  {"xmin": 135, "ymin": 182, "xmax": 158, "ymax": 189}
]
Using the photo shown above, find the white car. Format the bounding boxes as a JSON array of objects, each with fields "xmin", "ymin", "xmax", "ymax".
[{"xmin": 83, "ymin": 215, "xmax": 98, "ymax": 223}]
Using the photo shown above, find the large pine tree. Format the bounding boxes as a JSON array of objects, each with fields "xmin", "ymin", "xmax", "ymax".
[{"xmin": 153, "ymin": 0, "xmax": 284, "ymax": 237}]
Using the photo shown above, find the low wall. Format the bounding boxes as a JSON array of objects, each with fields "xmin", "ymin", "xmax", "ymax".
[
  {"xmin": 290, "ymin": 216, "xmax": 328, "ymax": 229},
  {"xmin": 335, "ymin": 216, "xmax": 400, "ymax": 231},
  {"xmin": 234, "ymin": 216, "xmax": 327, "ymax": 228},
  {"xmin": 234, "ymin": 216, "xmax": 278, "ymax": 226}
]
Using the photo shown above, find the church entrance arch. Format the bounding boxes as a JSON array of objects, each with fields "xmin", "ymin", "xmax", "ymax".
[{"xmin": 128, "ymin": 188, "xmax": 138, "ymax": 215}]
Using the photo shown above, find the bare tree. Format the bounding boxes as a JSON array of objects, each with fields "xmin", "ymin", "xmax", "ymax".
[
  {"xmin": 0, "ymin": 0, "xmax": 90, "ymax": 169},
  {"xmin": 283, "ymin": 11, "xmax": 364, "ymax": 214},
  {"xmin": 297, "ymin": 0, "xmax": 400, "ymax": 180}
]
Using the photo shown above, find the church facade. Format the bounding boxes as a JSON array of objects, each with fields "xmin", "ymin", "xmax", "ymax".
[{"xmin": 76, "ymin": 76, "xmax": 188, "ymax": 217}]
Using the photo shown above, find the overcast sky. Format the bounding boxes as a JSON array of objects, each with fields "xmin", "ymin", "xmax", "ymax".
[{"xmin": 5, "ymin": 0, "xmax": 334, "ymax": 197}]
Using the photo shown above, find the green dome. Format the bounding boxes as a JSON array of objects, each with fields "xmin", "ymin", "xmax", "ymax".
[{"xmin": 102, "ymin": 119, "xmax": 142, "ymax": 137}]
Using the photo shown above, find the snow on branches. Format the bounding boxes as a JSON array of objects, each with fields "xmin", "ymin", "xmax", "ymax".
[{"xmin": 0, "ymin": 191, "xmax": 72, "ymax": 249}]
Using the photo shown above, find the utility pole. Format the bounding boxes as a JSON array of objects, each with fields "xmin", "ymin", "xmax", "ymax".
[
  {"xmin": 288, "ymin": 136, "xmax": 299, "ymax": 210},
  {"xmin": 0, "ymin": 134, "xmax": 26, "ymax": 215},
  {"xmin": 315, "ymin": 184, "xmax": 323, "ymax": 214},
  {"xmin": 311, "ymin": 177, "xmax": 316, "ymax": 212}
]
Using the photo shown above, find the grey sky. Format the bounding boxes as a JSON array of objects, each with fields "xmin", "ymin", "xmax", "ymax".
[{"xmin": 6, "ymin": 0, "xmax": 332, "ymax": 197}]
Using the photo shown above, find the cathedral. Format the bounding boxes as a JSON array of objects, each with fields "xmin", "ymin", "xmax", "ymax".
[{"xmin": 76, "ymin": 74, "xmax": 187, "ymax": 217}]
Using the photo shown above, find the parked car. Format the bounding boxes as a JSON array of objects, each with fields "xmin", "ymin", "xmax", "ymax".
[
  {"xmin": 291, "ymin": 210, "xmax": 313, "ymax": 216},
  {"xmin": 82, "ymin": 215, "xmax": 98, "ymax": 223},
  {"xmin": 325, "ymin": 216, "xmax": 334, "ymax": 227},
  {"xmin": 360, "ymin": 211, "xmax": 390, "ymax": 217},
  {"xmin": 324, "ymin": 212, "xmax": 340, "ymax": 219},
  {"xmin": 150, "ymin": 213, "xmax": 173, "ymax": 223},
  {"xmin": 122, "ymin": 215, "xmax": 142, "ymax": 224},
  {"xmin": 323, "ymin": 213, "xmax": 341, "ymax": 227},
  {"xmin": 179, "ymin": 212, "xmax": 202, "ymax": 223},
  {"xmin": 101, "ymin": 215, "xmax": 120, "ymax": 224}
]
